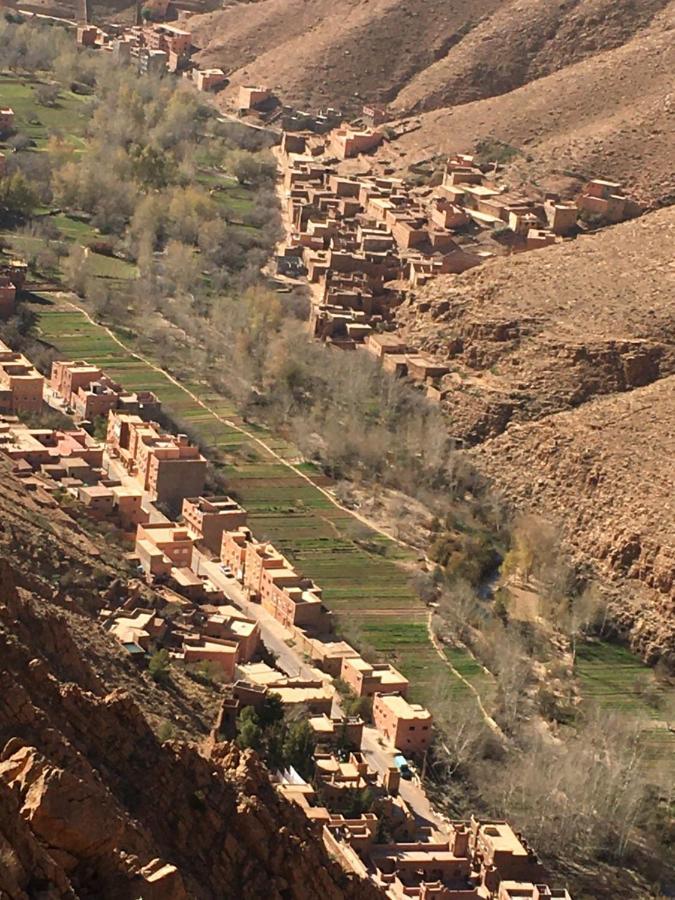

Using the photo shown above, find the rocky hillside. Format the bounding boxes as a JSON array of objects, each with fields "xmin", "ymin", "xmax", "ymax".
[
  {"xmin": 0, "ymin": 463, "xmax": 380, "ymax": 899},
  {"xmin": 393, "ymin": 207, "xmax": 674, "ymax": 663},
  {"xmin": 474, "ymin": 377, "xmax": 675, "ymax": 666}
]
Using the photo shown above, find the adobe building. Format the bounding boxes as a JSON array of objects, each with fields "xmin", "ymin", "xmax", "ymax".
[
  {"xmin": 0, "ymin": 151, "xmax": 6, "ymax": 177},
  {"xmin": 470, "ymin": 819, "xmax": 547, "ymax": 890},
  {"xmin": 220, "ymin": 525, "xmax": 253, "ymax": 580},
  {"xmin": 76, "ymin": 25, "xmax": 98, "ymax": 46},
  {"xmin": 371, "ymin": 693, "xmax": 432, "ymax": 755},
  {"xmin": 107, "ymin": 411, "xmax": 206, "ymax": 507},
  {"xmin": 238, "ymin": 86, "xmax": 273, "ymax": 112},
  {"xmin": 308, "ymin": 714, "xmax": 364, "ymax": 751},
  {"xmin": 135, "ymin": 523, "xmax": 195, "ymax": 574},
  {"xmin": 577, "ymin": 178, "xmax": 630, "ymax": 224},
  {"xmin": 0, "ymin": 342, "xmax": 44, "ymax": 414},
  {"xmin": 203, "ymin": 605, "xmax": 260, "ymax": 662},
  {"xmin": 106, "ymin": 608, "xmax": 167, "ymax": 653},
  {"xmin": 340, "ymin": 655, "xmax": 409, "ymax": 699},
  {"xmin": 181, "ymin": 635, "xmax": 238, "ymax": 679},
  {"xmin": 193, "ymin": 68, "xmax": 227, "ymax": 92},
  {"xmin": 329, "ymin": 127, "xmax": 383, "ymax": 160},
  {"xmin": 499, "ymin": 884, "xmax": 572, "ymax": 900},
  {"xmin": 293, "ymin": 633, "xmax": 359, "ymax": 677},
  {"xmin": 51, "ymin": 360, "xmax": 104, "ymax": 404},
  {"xmin": 182, "ymin": 495, "xmax": 247, "ymax": 554}
]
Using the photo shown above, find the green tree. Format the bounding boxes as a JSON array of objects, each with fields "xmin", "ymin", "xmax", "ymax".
[
  {"xmin": 236, "ymin": 706, "xmax": 263, "ymax": 751},
  {"xmin": 148, "ymin": 648, "xmax": 171, "ymax": 684},
  {"xmin": 281, "ymin": 720, "xmax": 315, "ymax": 779},
  {"xmin": 0, "ymin": 172, "xmax": 38, "ymax": 221}
]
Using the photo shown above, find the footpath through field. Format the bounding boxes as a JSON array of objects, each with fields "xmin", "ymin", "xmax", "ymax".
[{"xmin": 34, "ymin": 297, "xmax": 495, "ymax": 717}]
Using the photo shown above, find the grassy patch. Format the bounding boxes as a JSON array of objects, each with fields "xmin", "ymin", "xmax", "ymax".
[{"xmin": 0, "ymin": 74, "xmax": 88, "ymax": 150}]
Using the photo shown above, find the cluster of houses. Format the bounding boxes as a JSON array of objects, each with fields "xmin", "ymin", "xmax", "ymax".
[
  {"xmin": 276, "ymin": 136, "xmax": 637, "ymax": 396},
  {"xmin": 0, "ymin": 257, "xmax": 27, "ymax": 321},
  {"xmin": 0, "ymin": 342, "xmax": 574, "ymax": 899},
  {"xmin": 74, "ymin": 19, "xmax": 227, "ymax": 90}
]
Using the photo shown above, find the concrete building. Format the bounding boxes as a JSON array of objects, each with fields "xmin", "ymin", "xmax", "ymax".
[
  {"xmin": 371, "ymin": 693, "xmax": 432, "ymax": 754},
  {"xmin": 76, "ymin": 25, "xmax": 98, "ymax": 46},
  {"xmin": 0, "ymin": 342, "xmax": 44, "ymax": 414},
  {"xmin": 203, "ymin": 605, "xmax": 260, "ymax": 662},
  {"xmin": 340, "ymin": 655, "xmax": 408, "ymax": 699},
  {"xmin": 182, "ymin": 635, "xmax": 238, "ymax": 679},
  {"xmin": 220, "ymin": 526, "xmax": 252, "ymax": 580},
  {"xmin": 308, "ymin": 714, "xmax": 364, "ymax": 750},
  {"xmin": 182, "ymin": 495, "xmax": 247, "ymax": 554}
]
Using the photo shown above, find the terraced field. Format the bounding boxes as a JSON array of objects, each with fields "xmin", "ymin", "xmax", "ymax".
[
  {"xmin": 34, "ymin": 301, "xmax": 487, "ymax": 708},
  {"xmin": 576, "ymin": 640, "xmax": 674, "ymax": 772}
]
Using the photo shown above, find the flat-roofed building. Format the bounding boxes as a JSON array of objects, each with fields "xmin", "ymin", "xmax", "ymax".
[
  {"xmin": 107, "ymin": 411, "xmax": 206, "ymax": 507},
  {"xmin": 135, "ymin": 523, "xmax": 195, "ymax": 573},
  {"xmin": 308, "ymin": 714, "xmax": 364, "ymax": 750},
  {"xmin": 182, "ymin": 495, "xmax": 247, "ymax": 554},
  {"xmin": 470, "ymin": 819, "xmax": 547, "ymax": 888},
  {"xmin": 372, "ymin": 693, "xmax": 432, "ymax": 755},
  {"xmin": 182, "ymin": 635, "xmax": 238, "ymax": 680},
  {"xmin": 0, "ymin": 341, "xmax": 44, "ymax": 414},
  {"xmin": 204, "ymin": 605, "xmax": 260, "ymax": 662},
  {"xmin": 340, "ymin": 655, "xmax": 408, "ymax": 698},
  {"xmin": 220, "ymin": 526, "xmax": 252, "ymax": 579}
]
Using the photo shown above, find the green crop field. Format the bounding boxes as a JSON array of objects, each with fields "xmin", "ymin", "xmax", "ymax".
[
  {"xmin": 0, "ymin": 74, "xmax": 88, "ymax": 150},
  {"xmin": 34, "ymin": 301, "xmax": 492, "ymax": 708},
  {"xmin": 576, "ymin": 640, "xmax": 675, "ymax": 771}
]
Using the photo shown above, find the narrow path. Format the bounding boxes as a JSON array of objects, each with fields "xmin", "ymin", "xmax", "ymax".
[
  {"xmin": 426, "ymin": 610, "xmax": 506, "ymax": 741},
  {"xmin": 59, "ymin": 297, "xmax": 419, "ymax": 556}
]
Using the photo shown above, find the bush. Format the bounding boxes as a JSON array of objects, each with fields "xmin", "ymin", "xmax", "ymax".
[{"xmin": 148, "ymin": 649, "xmax": 171, "ymax": 684}]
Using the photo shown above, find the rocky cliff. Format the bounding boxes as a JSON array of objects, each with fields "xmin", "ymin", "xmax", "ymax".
[{"xmin": 0, "ymin": 466, "xmax": 381, "ymax": 899}]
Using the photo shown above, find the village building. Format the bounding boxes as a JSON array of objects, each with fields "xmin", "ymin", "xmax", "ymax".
[
  {"xmin": 181, "ymin": 495, "xmax": 247, "ymax": 554},
  {"xmin": 105, "ymin": 607, "xmax": 167, "ymax": 654},
  {"xmin": 340, "ymin": 655, "xmax": 408, "ymax": 698},
  {"xmin": 470, "ymin": 819, "xmax": 547, "ymax": 890},
  {"xmin": 107, "ymin": 411, "xmax": 206, "ymax": 507},
  {"xmin": 0, "ymin": 422, "xmax": 104, "ymax": 471},
  {"xmin": 292, "ymin": 633, "xmax": 359, "ymax": 676},
  {"xmin": 243, "ymin": 540, "xmax": 329, "ymax": 631},
  {"xmin": 0, "ymin": 341, "xmax": 44, "ymax": 415},
  {"xmin": 181, "ymin": 635, "xmax": 238, "ymax": 679},
  {"xmin": 308, "ymin": 714, "xmax": 364, "ymax": 750},
  {"xmin": 371, "ymin": 693, "xmax": 432, "ymax": 754},
  {"xmin": 220, "ymin": 525, "xmax": 253, "ymax": 579},
  {"xmin": 238, "ymin": 86, "xmax": 273, "ymax": 113},
  {"xmin": 111, "ymin": 484, "xmax": 148, "ymax": 530},
  {"xmin": 329, "ymin": 126, "xmax": 383, "ymax": 160},
  {"xmin": 135, "ymin": 522, "xmax": 195, "ymax": 575},
  {"xmin": 203, "ymin": 605, "xmax": 260, "ymax": 662},
  {"xmin": 76, "ymin": 25, "xmax": 98, "ymax": 46},
  {"xmin": 193, "ymin": 68, "xmax": 227, "ymax": 92}
]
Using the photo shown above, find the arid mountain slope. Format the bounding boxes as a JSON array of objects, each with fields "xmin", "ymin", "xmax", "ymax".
[
  {"xmin": 0, "ymin": 464, "xmax": 379, "ymax": 899},
  {"xmin": 391, "ymin": 0, "xmax": 671, "ymax": 113},
  {"xmin": 191, "ymin": 0, "xmax": 504, "ymax": 110},
  {"xmin": 395, "ymin": 205, "xmax": 675, "ymax": 445},
  {"xmin": 471, "ymin": 376, "xmax": 675, "ymax": 666},
  {"xmin": 383, "ymin": 8, "xmax": 675, "ymax": 207}
]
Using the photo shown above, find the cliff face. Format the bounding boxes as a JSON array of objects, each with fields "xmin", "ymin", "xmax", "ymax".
[{"xmin": 0, "ymin": 469, "xmax": 381, "ymax": 900}]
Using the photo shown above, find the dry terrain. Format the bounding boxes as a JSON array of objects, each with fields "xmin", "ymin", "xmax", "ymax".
[{"xmin": 393, "ymin": 207, "xmax": 675, "ymax": 662}]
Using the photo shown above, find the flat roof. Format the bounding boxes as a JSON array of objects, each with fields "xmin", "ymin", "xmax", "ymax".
[{"xmin": 377, "ymin": 694, "xmax": 431, "ymax": 721}]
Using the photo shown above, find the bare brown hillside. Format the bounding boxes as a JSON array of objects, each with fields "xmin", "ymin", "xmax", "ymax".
[
  {"xmin": 0, "ymin": 463, "xmax": 379, "ymax": 899},
  {"xmin": 471, "ymin": 376, "xmax": 675, "ymax": 666},
  {"xmin": 382, "ymin": 7, "xmax": 675, "ymax": 207},
  {"xmin": 391, "ymin": 0, "xmax": 671, "ymax": 113},
  {"xmin": 395, "ymin": 205, "xmax": 675, "ymax": 445}
]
